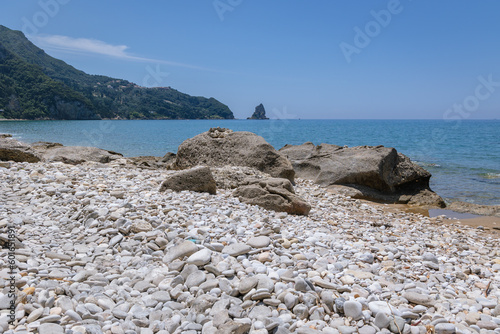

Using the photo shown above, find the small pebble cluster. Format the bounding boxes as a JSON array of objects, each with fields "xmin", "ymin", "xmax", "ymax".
[{"xmin": 0, "ymin": 160, "xmax": 499, "ymax": 334}]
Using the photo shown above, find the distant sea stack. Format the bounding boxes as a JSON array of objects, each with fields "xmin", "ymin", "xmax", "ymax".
[{"xmin": 247, "ymin": 103, "xmax": 269, "ymax": 120}]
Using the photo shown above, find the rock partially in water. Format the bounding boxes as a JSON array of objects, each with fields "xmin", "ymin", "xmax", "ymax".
[
  {"xmin": 280, "ymin": 142, "xmax": 445, "ymax": 207},
  {"xmin": 0, "ymin": 134, "xmax": 41, "ymax": 162}
]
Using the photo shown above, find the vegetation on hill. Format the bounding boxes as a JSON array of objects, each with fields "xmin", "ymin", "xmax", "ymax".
[{"xmin": 0, "ymin": 25, "xmax": 234, "ymax": 120}]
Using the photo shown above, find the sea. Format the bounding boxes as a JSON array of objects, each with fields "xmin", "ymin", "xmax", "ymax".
[{"xmin": 1, "ymin": 119, "xmax": 498, "ymax": 206}]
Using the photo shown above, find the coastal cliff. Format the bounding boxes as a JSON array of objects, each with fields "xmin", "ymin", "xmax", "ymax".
[{"xmin": 0, "ymin": 25, "xmax": 234, "ymax": 120}]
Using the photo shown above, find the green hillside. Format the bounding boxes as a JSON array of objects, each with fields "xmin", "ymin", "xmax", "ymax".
[{"xmin": 0, "ymin": 25, "xmax": 234, "ymax": 120}]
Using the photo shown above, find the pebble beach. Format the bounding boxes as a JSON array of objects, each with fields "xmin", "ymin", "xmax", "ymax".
[{"xmin": 0, "ymin": 160, "xmax": 499, "ymax": 334}]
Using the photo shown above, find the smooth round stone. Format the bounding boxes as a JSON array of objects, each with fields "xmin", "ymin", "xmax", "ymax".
[
  {"xmin": 344, "ymin": 300, "xmax": 363, "ymax": 320},
  {"xmin": 151, "ymin": 291, "xmax": 171, "ymax": 303},
  {"xmin": 247, "ymin": 236, "xmax": 271, "ymax": 248},
  {"xmin": 109, "ymin": 234, "xmax": 123, "ymax": 247},
  {"xmin": 337, "ymin": 326, "xmax": 357, "ymax": 334},
  {"xmin": 374, "ymin": 312, "xmax": 391, "ymax": 329},
  {"xmin": 293, "ymin": 304, "xmax": 309, "ymax": 320},
  {"xmin": 112, "ymin": 309, "xmax": 129, "ymax": 319},
  {"xmin": 130, "ymin": 221, "xmax": 152, "ymax": 233},
  {"xmin": 402, "ymin": 292, "xmax": 434, "ymax": 307},
  {"xmin": 476, "ymin": 320, "xmax": 498, "ymax": 330},
  {"xmin": 389, "ymin": 316, "xmax": 406, "ymax": 334},
  {"xmin": 284, "ymin": 293, "xmax": 298, "ymax": 310},
  {"xmin": 368, "ymin": 301, "xmax": 395, "ymax": 316},
  {"xmin": 65, "ymin": 309, "xmax": 83, "ymax": 322},
  {"xmin": 358, "ymin": 325, "xmax": 376, "ymax": 334},
  {"xmin": 185, "ymin": 270, "xmax": 206, "ymax": 288},
  {"xmin": 238, "ymin": 277, "xmax": 258, "ymax": 294},
  {"xmin": 434, "ymin": 323, "xmax": 456, "ymax": 334},
  {"xmin": 412, "ymin": 305, "xmax": 427, "ymax": 313},
  {"xmin": 358, "ymin": 253, "xmax": 374, "ymax": 264},
  {"xmin": 163, "ymin": 241, "xmax": 198, "ymax": 263},
  {"xmin": 257, "ymin": 252, "xmax": 272, "ymax": 262},
  {"xmin": 186, "ymin": 248, "xmax": 212, "ymax": 266},
  {"xmin": 222, "ymin": 243, "xmax": 251, "ymax": 257},
  {"xmin": 423, "ymin": 253, "xmax": 439, "ymax": 264},
  {"xmin": 97, "ymin": 298, "xmax": 116, "ymax": 310},
  {"xmin": 86, "ymin": 324, "xmax": 106, "ymax": 334},
  {"xmin": 476, "ymin": 297, "xmax": 497, "ymax": 309},
  {"xmin": 39, "ymin": 315, "xmax": 62, "ymax": 323},
  {"xmin": 251, "ymin": 320, "xmax": 264, "ymax": 330},
  {"xmin": 251, "ymin": 289, "xmax": 272, "ymax": 300},
  {"xmin": 295, "ymin": 278, "xmax": 310, "ymax": 292},
  {"xmin": 0, "ymin": 320, "xmax": 8, "ymax": 333},
  {"xmin": 424, "ymin": 261, "xmax": 439, "ymax": 270},
  {"xmin": 335, "ymin": 297, "xmax": 346, "ymax": 314},
  {"xmin": 27, "ymin": 307, "xmax": 44, "ymax": 323},
  {"xmin": 38, "ymin": 323, "xmax": 64, "ymax": 334},
  {"xmin": 263, "ymin": 299, "xmax": 281, "ymax": 307},
  {"xmin": 133, "ymin": 281, "xmax": 153, "ymax": 292},
  {"xmin": 248, "ymin": 305, "xmax": 272, "ymax": 320}
]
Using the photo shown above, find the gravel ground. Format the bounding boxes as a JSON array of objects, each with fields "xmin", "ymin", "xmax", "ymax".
[{"xmin": 0, "ymin": 160, "xmax": 498, "ymax": 334}]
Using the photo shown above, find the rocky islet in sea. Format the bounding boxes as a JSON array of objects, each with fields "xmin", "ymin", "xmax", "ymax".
[{"xmin": 0, "ymin": 129, "xmax": 498, "ymax": 334}]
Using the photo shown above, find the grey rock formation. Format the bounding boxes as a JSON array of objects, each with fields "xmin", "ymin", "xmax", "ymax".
[
  {"xmin": 248, "ymin": 103, "xmax": 269, "ymax": 120},
  {"xmin": 0, "ymin": 134, "xmax": 41, "ymax": 162},
  {"xmin": 233, "ymin": 177, "xmax": 311, "ymax": 215},
  {"xmin": 211, "ymin": 166, "xmax": 269, "ymax": 189},
  {"xmin": 173, "ymin": 127, "xmax": 294, "ymax": 183},
  {"xmin": 447, "ymin": 201, "xmax": 500, "ymax": 217},
  {"xmin": 0, "ymin": 134, "xmax": 122, "ymax": 165},
  {"xmin": 32, "ymin": 141, "xmax": 122, "ymax": 164},
  {"xmin": 280, "ymin": 142, "xmax": 445, "ymax": 207},
  {"xmin": 127, "ymin": 152, "xmax": 176, "ymax": 169},
  {"xmin": 160, "ymin": 166, "xmax": 217, "ymax": 194}
]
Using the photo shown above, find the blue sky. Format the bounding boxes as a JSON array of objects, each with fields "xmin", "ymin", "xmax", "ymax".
[{"xmin": 1, "ymin": 0, "xmax": 499, "ymax": 119}]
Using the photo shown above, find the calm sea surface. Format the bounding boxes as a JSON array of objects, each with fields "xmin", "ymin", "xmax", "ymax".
[{"xmin": 1, "ymin": 119, "xmax": 498, "ymax": 206}]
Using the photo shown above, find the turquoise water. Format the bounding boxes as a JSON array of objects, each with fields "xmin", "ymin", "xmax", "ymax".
[{"xmin": 1, "ymin": 119, "xmax": 498, "ymax": 205}]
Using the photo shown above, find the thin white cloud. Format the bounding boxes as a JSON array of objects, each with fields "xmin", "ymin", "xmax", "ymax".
[{"xmin": 28, "ymin": 34, "xmax": 212, "ymax": 71}]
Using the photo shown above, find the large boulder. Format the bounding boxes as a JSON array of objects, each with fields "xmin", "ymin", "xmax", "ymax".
[
  {"xmin": 280, "ymin": 142, "xmax": 445, "ymax": 207},
  {"xmin": 32, "ymin": 142, "xmax": 123, "ymax": 164},
  {"xmin": 160, "ymin": 166, "xmax": 217, "ymax": 195},
  {"xmin": 172, "ymin": 128, "xmax": 295, "ymax": 183},
  {"xmin": 0, "ymin": 134, "xmax": 41, "ymax": 163},
  {"xmin": 233, "ymin": 177, "xmax": 311, "ymax": 215}
]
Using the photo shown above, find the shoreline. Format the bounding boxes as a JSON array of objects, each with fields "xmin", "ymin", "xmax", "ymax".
[
  {"xmin": 0, "ymin": 131, "xmax": 498, "ymax": 212},
  {"xmin": 366, "ymin": 202, "xmax": 500, "ymax": 234}
]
